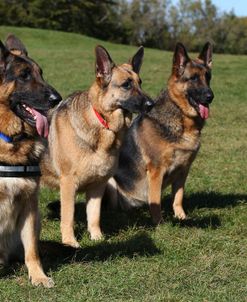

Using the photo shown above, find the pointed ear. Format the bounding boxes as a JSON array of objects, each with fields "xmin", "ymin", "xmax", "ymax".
[
  {"xmin": 172, "ymin": 43, "xmax": 190, "ymax": 76},
  {"xmin": 95, "ymin": 45, "xmax": 115, "ymax": 87},
  {"xmin": 130, "ymin": 46, "xmax": 144, "ymax": 74},
  {"xmin": 198, "ymin": 42, "xmax": 212, "ymax": 69},
  {"xmin": 0, "ymin": 40, "xmax": 10, "ymax": 76},
  {"xmin": 5, "ymin": 34, "xmax": 28, "ymax": 56}
]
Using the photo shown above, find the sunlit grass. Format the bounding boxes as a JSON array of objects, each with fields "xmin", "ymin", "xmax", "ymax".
[{"xmin": 0, "ymin": 26, "xmax": 246, "ymax": 302}]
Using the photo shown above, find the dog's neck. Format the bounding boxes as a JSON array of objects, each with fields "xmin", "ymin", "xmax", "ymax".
[
  {"xmin": 93, "ymin": 107, "xmax": 109, "ymax": 129},
  {"xmin": 147, "ymin": 90, "xmax": 203, "ymax": 142},
  {"xmin": 87, "ymin": 82, "xmax": 129, "ymax": 133},
  {"xmin": 88, "ymin": 83, "xmax": 105, "ymax": 112}
]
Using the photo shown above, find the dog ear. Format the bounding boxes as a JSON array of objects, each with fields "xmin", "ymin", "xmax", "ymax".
[
  {"xmin": 0, "ymin": 40, "xmax": 10, "ymax": 76},
  {"xmin": 198, "ymin": 42, "xmax": 212, "ymax": 69},
  {"xmin": 130, "ymin": 46, "xmax": 144, "ymax": 74},
  {"xmin": 5, "ymin": 34, "xmax": 28, "ymax": 56},
  {"xmin": 95, "ymin": 45, "xmax": 115, "ymax": 87},
  {"xmin": 172, "ymin": 43, "xmax": 190, "ymax": 76}
]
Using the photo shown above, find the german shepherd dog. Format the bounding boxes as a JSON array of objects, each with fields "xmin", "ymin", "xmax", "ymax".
[
  {"xmin": 41, "ymin": 46, "xmax": 154, "ymax": 247},
  {"xmin": 105, "ymin": 42, "xmax": 214, "ymax": 224},
  {"xmin": 0, "ymin": 34, "xmax": 61, "ymax": 287}
]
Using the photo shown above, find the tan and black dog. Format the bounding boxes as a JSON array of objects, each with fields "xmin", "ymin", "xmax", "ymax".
[
  {"xmin": 0, "ymin": 34, "xmax": 61, "ymax": 287},
  {"xmin": 41, "ymin": 45, "xmax": 153, "ymax": 247},
  {"xmin": 105, "ymin": 42, "xmax": 214, "ymax": 224}
]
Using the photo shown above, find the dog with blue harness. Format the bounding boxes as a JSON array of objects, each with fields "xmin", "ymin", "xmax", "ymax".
[{"xmin": 0, "ymin": 34, "xmax": 61, "ymax": 287}]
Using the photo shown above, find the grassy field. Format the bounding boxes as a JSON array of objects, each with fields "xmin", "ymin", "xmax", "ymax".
[{"xmin": 0, "ymin": 26, "xmax": 246, "ymax": 302}]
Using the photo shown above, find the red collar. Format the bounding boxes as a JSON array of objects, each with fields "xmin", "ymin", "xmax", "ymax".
[{"xmin": 93, "ymin": 108, "xmax": 109, "ymax": 129}]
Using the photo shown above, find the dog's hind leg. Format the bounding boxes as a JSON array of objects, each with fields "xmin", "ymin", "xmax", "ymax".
[
  {"xmin": 172, "ymin": 172, "xmax": 188, "ymax": 220},
  {"xmin": 86, "ymin": 183, "xmax": 106, "ymax": 240},
  {"xmin": 20, "ymin": 195, "xmax": 54, "ymax": 288},
  {"xmin": 60, "ymin": 175, "xmax": 79, "ymax": 248},
  {"xmin": 147, "ymin": 165, "xmax": 164, "ymax": 225}
]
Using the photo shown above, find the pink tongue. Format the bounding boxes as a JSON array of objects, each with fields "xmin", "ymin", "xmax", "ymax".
[
  {"xmin": 31, "ymin": 108, "xmax": 49, "ymax": 138},
  {"xmin": 199, "ymin": 104, "xmax": 209, "ymax": 119}
]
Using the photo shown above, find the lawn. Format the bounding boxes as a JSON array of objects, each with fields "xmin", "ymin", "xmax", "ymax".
[{"xmin": 0, "ymin": 26, "xmax": 246, "ymax": 302}]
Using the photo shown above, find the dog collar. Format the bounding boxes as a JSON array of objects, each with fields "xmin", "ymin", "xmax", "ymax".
[
  {"xmin": 0, "ymin": 132, "xmax": 13, "ymax": 143},
  {"xmin": 93, "ymin": 108, "xmax": 109, "ymax": 129},
  {"xmin": 0, "ymin": 165, "xmax": 41, "ymax": 177}
]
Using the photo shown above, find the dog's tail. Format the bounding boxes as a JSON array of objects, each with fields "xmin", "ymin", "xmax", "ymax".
[
  {"xmin": 104, "ymin": 177, "xmax": 119, "ymax": 210},
  {"xmin": 104, "ymin": 177, "xmax": 143, "ymax": 211}
]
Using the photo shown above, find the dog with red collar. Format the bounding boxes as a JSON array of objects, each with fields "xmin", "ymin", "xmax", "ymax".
[{"xmin": 41, "ymin": 45, "xmax": 153, "ymax": 247}]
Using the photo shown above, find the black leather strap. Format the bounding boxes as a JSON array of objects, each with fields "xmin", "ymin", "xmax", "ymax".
[{"xmin": 0, "ymin": 165, "xmax": 41, "ymax": 177}]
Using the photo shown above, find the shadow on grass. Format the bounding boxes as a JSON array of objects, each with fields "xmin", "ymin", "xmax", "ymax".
[
  {"xmin": 46, "ymin": 191, "xmax": 246, "ymax": 234},
  {"xmin": 1, "ymin": 232, "xmax": 160, "ymax": 278},
  {"xmin": 39, "ymin": 231, "xmax": 160, "ymax": 271},
  {"xmin": 181, "ymin": 191, "xmax": 247, "ymax": 211},
  {"xmin": 171, "ymin": 215, "xmax": 221, "ymax": 229},
  {"xmin": 162, "ymin": 191, "xmax": 246, "ymax": 229},
  {"xmin": 47, "ymin": 200, "xmax": 155, "ymax": 239},
  {"xmin": 0, "ymin": 263, "xmax": 22, "ymax": 279}
]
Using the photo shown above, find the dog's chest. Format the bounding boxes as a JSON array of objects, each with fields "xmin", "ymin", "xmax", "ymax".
[
  {"xmin": 78, "ymin": 129, "xmax": 122, "ymax": 179},
  {"xmin": 0, "ymin": 178, "xmax": 37, "ymax": 235},
  {"xmin": 166, "ymin": 135, "xmax": 200, "ymax": 180},
  {"xmin": 83, "ymin": 150, "xmax": 118, "ymax": 181}
]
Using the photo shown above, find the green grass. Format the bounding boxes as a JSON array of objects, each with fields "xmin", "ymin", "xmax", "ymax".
[{"xmin": 0, "ymin": 26, "xmax": 246, "ymax": 302}]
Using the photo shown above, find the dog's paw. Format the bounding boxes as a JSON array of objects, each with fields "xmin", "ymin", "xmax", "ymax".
[
  {"xmin": 89, "ymin": 229, "xmax": 104, "ymax": 241},
  {"xmin": 31, "ymin": 276, "xmax": 55, "ymax": 288},
  {"xmin": 174, "ymin": 207, "xmax": 187, "ymax": 220},
  {"xmin": 62, "ymin": 239, "xmax": 80, "ymax": 248}
]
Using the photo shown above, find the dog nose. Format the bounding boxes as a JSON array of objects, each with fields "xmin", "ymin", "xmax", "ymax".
[
  {"xmin": 206, "ymin": 90, "xmax": 214, "ymax": 103},
  {"xmin": 144, "ymin": 99, "xmax": 154, "ymax": 112},
  {"xmin": 49, "ymin": 92, "xmax": 62, "ymax": 106}
]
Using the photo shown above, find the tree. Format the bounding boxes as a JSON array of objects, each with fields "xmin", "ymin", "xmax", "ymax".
[{"xmin": 0, "ymin": 0, "xmax": 246, "ymax": 54}]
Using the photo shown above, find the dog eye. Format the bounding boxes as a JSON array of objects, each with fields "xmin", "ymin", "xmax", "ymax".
[
  {"xmin": 190, "ymin": 74, "xmax": 199, "ymax": 81},
  {"xmin": 19, "ymin": 69, "xmax": 31, "ymax": 82},
  {"xmin": 122, "ymin": 79, "xmax": 132, "ymax": 90}
]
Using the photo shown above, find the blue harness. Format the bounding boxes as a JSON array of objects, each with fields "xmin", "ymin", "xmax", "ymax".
[{"xmin": 0, "ymin": 132, "xmax": 13, "ymax": 143}]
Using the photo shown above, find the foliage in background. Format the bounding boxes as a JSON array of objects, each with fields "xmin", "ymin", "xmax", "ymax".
[{"xmin": 0, "ymin": 1, "xmax": 246, "ymax": 51}]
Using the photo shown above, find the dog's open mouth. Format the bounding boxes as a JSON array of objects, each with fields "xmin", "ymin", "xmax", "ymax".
[
  {"xmin": 198, "ymin": 103, "xmax": 209, "ymax": 119},
  {"xmin": 189, "ymin": 97, "xmax": 209, "ymax": 120},
  {"xmin": 17, "ymin": 103, "xmax": 49, "ymax": 138}
]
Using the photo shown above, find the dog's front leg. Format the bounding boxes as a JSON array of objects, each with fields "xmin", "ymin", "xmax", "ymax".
[
  {"xmin": 172, "ymin": 173, "xmax": 188, "ymax": 220},
  {"xmin": 60, "ymin": 175, "xmax": 79, "ymax": 248},
  {"xmin": 21, "ymin": 195, "xmax": 54, "ymax": 288},
  {"xmin": 86, "ymin": 183, "xmax": 106, "ymax": 240},
  {"xmin": 147, "ymin": 165, "xmax": 164, "ymax": 224}
]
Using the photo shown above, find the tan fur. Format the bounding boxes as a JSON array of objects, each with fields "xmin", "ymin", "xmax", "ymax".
[
  {"xmin": 138, "ymin": 114, "xmax": 200, "ymax": 223},
  {"xmin": 41, "ymin": 47, "xmax": 151, "ymax": 246},
  {"xmin": 0, "ymin": 87, "xmax": 53, "ymax": 287},
  {"xmin": 106, "ymin": 42, "xmax": 214, "ymax": 224},
  {"xmin": 0, "ymin": 34, "xmax": 61, "ymax": 287}
]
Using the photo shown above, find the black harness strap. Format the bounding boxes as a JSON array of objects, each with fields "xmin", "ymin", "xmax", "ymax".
[{"xmin": 0, "ymin": 165, "xmax": 41, "ymax": 177}]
